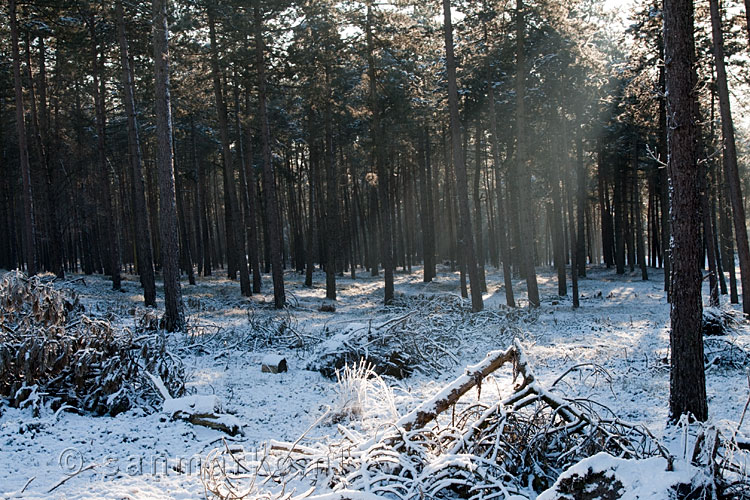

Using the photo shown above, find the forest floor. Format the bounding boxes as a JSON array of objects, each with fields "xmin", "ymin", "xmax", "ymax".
[{"xmin": 1, "ymin": 264, "xmax": 749, "ymax": 499}]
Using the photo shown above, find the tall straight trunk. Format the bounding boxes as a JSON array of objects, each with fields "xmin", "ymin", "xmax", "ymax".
[
  {"xmin": 305, "ymin": 145, "xmax": 318, "ymax": 287},
  {"xmin": 473, "ymin": 119, "xmax": 487, "ymax": 292},
  {"xmin": 207, "ymin": 8, "xmax": 250, "ymax": 296},
  {"xmin": 88, "ymin": 15, "xmax": 121, "ymax": 290},
  {"xmin": 254, "ymin": 3, "xmax": 285, "ymax": 308},
  {"xmin": 443, "ymin": 0, "xmax": 483, "ymax": 312},
  {"xmin": 366, "ymin": 4, "xmax": 394, "ymax": 304},
  {"xmin": 515, "ymin": 0, "xmax": 540, "ymax": 306},
  {"xmin": 9, "ymin": 0, "xmax": 34, "ymax": 275},
  {"xmin": 576, "ymin": 126, "xmax": 587, "ymax": 277},
  {"xmin": 598, "ymin": 142, "xmax": 614, "ymax": 267},
  {"xmin": 614, "ymin": 161, "xmax": 626, "ymax": 274},
  {"xmin": 488, "ymin": 86, "xmax": 516, "ymax": 307},
  {"xmin": 658, "ymin": 35, "xmax": 671, "ymax": 296},
  {"xmin": 419, "ymin": 125, "xmax": 436, "ymax": 282},
  {"xmin": 566, "ymin": 177, "xmax": 579, "ymax": 308},
  {"xmin": 702, "ymin": 168, "xmax": 720, "ymax": 306},
  {"xmin": 175, "ymin": 167, "xmax": 195, "ymax": 285},
  {"xmin": 30, "ymin": 33, "xmax": 63, "ymax": 278},
  {"xmin": 243, "ymin": 90, "xmax": 262, "ymax": 293},
  {"xmin": 633, "ymin": 138, "xmax": 648, "ymax": 281},
  {"xmin": 551, "ymin": 121, "xmax": 567, "ymax": 295},
  {"xmin": 719, "ymin": 166, "xmax": 738, "ymax": 302},
  {"xmin": 153, "ymin": 0, "xmax": 185, "ymax": 332},
  {"xmin": 709, "ymin": 0, "xmax": 750, "ymax": 315},
  {"xmin": 116, "ymin": 0, "xmax": 156, "ymax": 305},
  {"xmin": 324, "ymin": 66, "xmax": 337, "ymax": 300},
  {"xmin": 663, "ymin": 0, "xmax": 707, "ymax": 422}
]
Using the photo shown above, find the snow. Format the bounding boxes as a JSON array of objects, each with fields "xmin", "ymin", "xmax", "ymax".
[
  {"xmin": 1, "ymin": 264, "xmax": 749, "ymax": 498},
  {"xmin": 261, "ymin": 353, "xmax": 287, "ymax": 367},
  {"xmin": 163, "ymin": 395, "xmax": 222, "ymax": 417}
]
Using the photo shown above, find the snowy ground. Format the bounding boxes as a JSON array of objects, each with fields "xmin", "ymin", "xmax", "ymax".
[{"xmin": 1, "ymin": 264, "xmax": 748, "ymax": 499}]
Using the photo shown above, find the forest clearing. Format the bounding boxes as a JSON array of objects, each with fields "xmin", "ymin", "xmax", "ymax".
[{"xmin": 3, "ymin": 0, "xmax": 750, "ymax": 497}]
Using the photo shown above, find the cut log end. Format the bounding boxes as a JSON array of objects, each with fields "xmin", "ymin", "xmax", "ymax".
[{"xmin": 262, "ymin": 354, "xmax": 288, "ymax": 374}]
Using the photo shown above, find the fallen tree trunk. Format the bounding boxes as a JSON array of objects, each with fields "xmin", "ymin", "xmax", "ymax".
[{"xmin": 399, "ymin": 340, "xmax": 521, "ymax": 432}]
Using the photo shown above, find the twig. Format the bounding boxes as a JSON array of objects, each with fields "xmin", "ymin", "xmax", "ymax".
[{"xmin": 47, "ymin": 462, "xmax": 99, "ymax": 493}]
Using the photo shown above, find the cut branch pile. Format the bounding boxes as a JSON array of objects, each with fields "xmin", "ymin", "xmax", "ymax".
[
  {"xmin": 201, "ymin": 340, "xmax": 671, "ymax": 500},
  {"xmin": 0, "ymin": 271, "xmax": 184, "ymax": 415},
  {"xmin": 309, "ymin": 293, "xmax": 536, "ymax": 379}
]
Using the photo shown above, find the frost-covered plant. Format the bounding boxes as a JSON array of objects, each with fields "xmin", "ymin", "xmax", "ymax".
[{"xmin": 331, "ymin": 358, "xmax": 397, "ymax": 424}]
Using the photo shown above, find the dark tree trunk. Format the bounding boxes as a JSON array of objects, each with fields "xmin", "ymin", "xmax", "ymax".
[
  {"xmin": 208, "ymin": 7, "xmax": 251, "ymax": 296},
  {"xmin": 153, "ymin": 0, "xmax": 185, "ymax": 331},
  {"xmin": 116, "ymin": 0, "xmax": 156, "ymax": 305},
  {"xmin": 473, "ymin": 119, "xmax": 487, "ymax": 292},
  {"xmin": 709, "ymin": 0, "xmax": 750, "ymax": 315},
  {"xmin": 552, "ymin": 118, "xmax": 567, "ymax": 295},
  {"xmin": 488, "ymin": 86, "xmax": 516, "ymax": 307},
  {"xmin": 515, "ymin": 0, "xmax": 540, "ymax": 306},
  {"xmin": 566, "ymin": 178, "xmax": 579, "ymax": 308},
  {"xmin": 366, "ymin": 3, "xmax": 394, "ymax": 304},
  {"xmin": 88, "ymin": 15, "xmax": 121, "ymax": 290},
  {"xmin": 576, "ymin": 127, "xmax": 587, "ymax": 277},
  {"xmin": 324, "ymin": 66, "xmax": 337, "ymax": 300},
  {"xmin": 633, "ymin": 139, "xmax": 648, "ymax": 281},
  {"xmin": 663, "ymin": 0, "xmax": 707, "ymax": 422},
  {"xmin": 11, "ymin": 0, "xmax": 37, "ymax": 276},
  {"xmin": 243, "ymin": 90, "xmax": 262, "ymax": 293},
  {"xmin": 443, "ymin": 0, "xmax": 483, "ymax": 312},
  {"xmin": 419, "ymin": 125, "xmax": 436, "ymax": 282},
  {"xmin": 254, "ymin": 3, "xmax": 285, "ymax": 308}
]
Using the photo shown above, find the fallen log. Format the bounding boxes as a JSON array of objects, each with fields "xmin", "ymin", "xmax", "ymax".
[{"xmin": 398, "ymin": 339, "xmax": 521, "ymax": 432}]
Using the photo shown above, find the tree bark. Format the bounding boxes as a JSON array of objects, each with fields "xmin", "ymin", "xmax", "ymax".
[
  {"xmin": 664, "ymin": 0, "xmax": 707, "ymax": 422},
  {"xmin": 515, "ymin": 0, "xmax": 540, "ymax": 306},
  {"xmin": 254, "ymin": 3, "xmax": 285, "ymax": 308},
  {"xmin": 366, "ymin": 3, "xmax": 394, "ymax": 304},
  {"xmin": 207, "ymin": 7, "xmax": 251, "ymax": 296},
  {"xmin": 324, "ymin": 66, "xmax": 337, "ymax": 300},
  {"xmin": 709, "ymin": 0, "xmax": 750, "ymax": 315},
  {"xmin": 88, "ymin": 14, "xmax": 121, "ymax": 290},
  {"xmin": 116, "ymin": 0, "xmax": 156, "ymax": 305},
  {"xmin": 153, "ymin": 0, "xmax": 186, "ymax": 331},
  {"xmin": 9, "ymin": 0, "xmax": 35, "ymax": 276},
  {"xmin": 488, "ymin": 86, "xmax": 516, "ymax": 307},
  {"xmin": 443, "ymin": 0, "xmax": 483, "ymax": 312}
]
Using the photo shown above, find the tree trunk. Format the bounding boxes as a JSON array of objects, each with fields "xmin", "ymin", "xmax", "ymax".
[
  {"xmin": 552, "ymin": 117, "xmax": 567, "ymax": 295},
  {"xmin": 208, "ymin": 7, "xmax": 251, "ymax": 296},
  {"xmin": 88, "ymin": 14, "xmax": 121, "ymax": 290},
  {"xmin": 9, "ymin": 0, "xmax": 35, "ymax": 276},
  {"xmin": 515, "ymin": 0, "xmax": 540, "ymax": 306},
  {"xmin": 324, "ymin": 66, "xmax": 337, "ymax": 300},
  {"xmin": 419, "ymin": 125, "xmax": 436, "ymax": 282},
  {"xmin": 116, "ymin": 0, "xmax": 156, "ymax": 305},
  {"xmin": 709, "ymin": 0, "xmax": 750, "ymax": 315},
  {"xmin": 254, "ymin": 3, "xmax": 285, "ymax": 308},
  {"xmin": 366, "ymin": 3, "xmax": 394, "ymax": 304},
  {"xmin": 242, "ymin": 90, "xmax": 262, "ymax": 293},
  {"xmin": 576, "ymin": 126, "xmax": 587, "ymax": 277},
  {"xmin": 473, "ymin": 119, "xmax": 488, "ymax": 292},
  {"xmin": 633, "ymin": 139, "xmax": 648, "ymax": 281},
  {"xmin": 663, "ymin": 0, "xmax": 707, "ymax": 422},
  {"xmin": 488, "ymin": 86, "xmax": 516, "ymax": 307},
  {"xmin": 443, "ymin": 0, "xmax": 483, "ymax": 312},
  {"xmin": 153, "ymin": 0, "xmax": 185, "ymax": 332}
]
